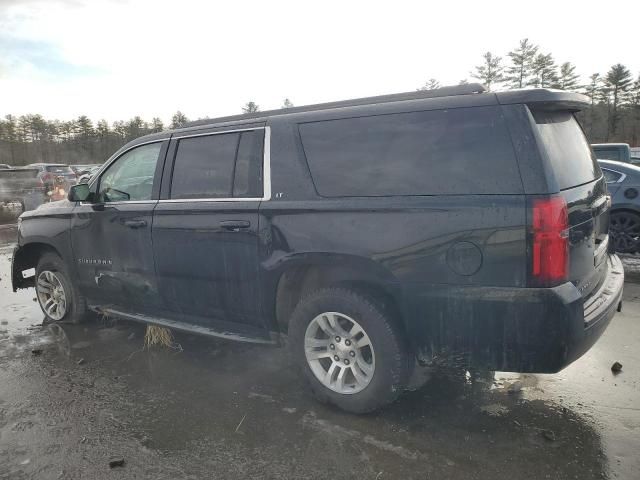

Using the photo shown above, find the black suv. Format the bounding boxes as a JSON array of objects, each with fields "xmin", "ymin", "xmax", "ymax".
[{"xmin": 12, "ymin": 84, "xmax": 624, "ymax": 413}]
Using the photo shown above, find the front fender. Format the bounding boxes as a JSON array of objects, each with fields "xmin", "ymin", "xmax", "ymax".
[{"xmin": 12, "ymin": 209, "xmax": 74, "ymax": 291}]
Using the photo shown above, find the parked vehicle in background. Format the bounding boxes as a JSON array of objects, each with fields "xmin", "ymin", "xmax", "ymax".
[
  {"xmin": 12, "ymin": 86, "xmax": 624, "ymax": 413},
  {"xmin": 592, "ymin": 143, "xmax": 634, "ymax": 163},
  {"xmin": 0, "ymin": 164, "xmax": 11, "ymax": 170},
  {"xmin": 598, "ymin": 159, "xmax": 640, "ymax": 253},
  {"xmin": 26, "ymin": 163, "xmax": 77, "ymax": 200},
  {"xmin": 0, "ymin": 167, "xmax": 46, "ymax": 217}
]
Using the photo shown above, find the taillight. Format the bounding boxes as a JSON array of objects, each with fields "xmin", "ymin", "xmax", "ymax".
[{"xmin": 530, "ymin": 196, "xmax": 569, "ymax": 287}]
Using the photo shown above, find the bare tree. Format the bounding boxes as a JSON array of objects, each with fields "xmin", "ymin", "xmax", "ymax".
[{"xmin": 282, "ymin": 98, "xmax": 294, "ymax": 108}]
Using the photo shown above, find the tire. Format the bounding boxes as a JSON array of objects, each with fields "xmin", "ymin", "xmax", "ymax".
[
  {"xmin": 35, "ymin": 252, "xmax": 88, "ymax": 324},
  {"xmin": 288, "ymin": 287, "xmax": 410, "ymax": 413},
  {"xmin": 610, "ymin": 210, "xmax": 640, "ymax": 254}
]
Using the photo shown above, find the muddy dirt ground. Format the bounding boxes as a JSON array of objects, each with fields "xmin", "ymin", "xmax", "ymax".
[{"xmin": 0, "ymin": 223, "xmax": 638, "ymax": 479}]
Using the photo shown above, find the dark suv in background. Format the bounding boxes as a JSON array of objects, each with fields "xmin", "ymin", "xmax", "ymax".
[{"xmin": 12, "ymin": 85, "xmax": 624, "ymax": 413}]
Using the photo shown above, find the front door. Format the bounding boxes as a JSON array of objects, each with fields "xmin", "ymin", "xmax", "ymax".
[
  {"xmin": 152, "ymin": 126, "xmax": 267, "ymax": 330},
  {"xmin": 71, "ymin": 140, "xmax": 168, "ymax": 311}
]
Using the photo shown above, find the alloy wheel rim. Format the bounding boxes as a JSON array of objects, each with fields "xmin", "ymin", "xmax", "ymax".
[
  {"xmin": 304, "ymin": 312, "xmax": 375, "ymax": 394},
  {"xmin": 36, "ymin": 270, "xmax": 67, "ymax": 321},
  {"xmin": 610, "ymin": 214, "xmax": 640, "ymax": 253}
]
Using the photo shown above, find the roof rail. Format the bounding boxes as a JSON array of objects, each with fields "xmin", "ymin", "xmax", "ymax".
[{"xmin": 183, "ymin": 83, "xmax": 486, "ymax": 128}]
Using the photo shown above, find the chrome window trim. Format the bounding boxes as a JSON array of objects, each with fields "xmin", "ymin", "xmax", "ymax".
[
  {"xmin": 172, "ymin": 126, "xmax": 265, "ymax": 140},
  {"xmin": 601, "ymin": 168, "xmax": 627, "ymax": 184},
  {"xmin": 79, "ymin": 200, "xmax": 158, "ymax": 206},
  {"xmin": 161, "ymin": 125, "xmax": 271, "ymax": 203},
  {"xmin": 81, "ymin": 126, "xmax": 271, "ymax": 206}
]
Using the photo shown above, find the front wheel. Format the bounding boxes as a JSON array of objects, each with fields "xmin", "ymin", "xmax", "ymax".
[
  {"xmin": 288, "ymin": 288, "xmax": 410, "ymax": 413},
  {"xmin": 36, "ymin": 253, "xmax": 88, "ymax": 324}
]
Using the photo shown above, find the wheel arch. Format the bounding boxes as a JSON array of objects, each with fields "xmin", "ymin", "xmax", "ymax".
[
  {"xmin": 269, "ymin": 254, "xmax": 403, "ymax": 334},
  {"xmin": 610, "ymin": 204, "xmax": 640, "ymax": 216},
  {"xmin": 12, "ymin": 242, "xmax": 62, "ymax": 291}
]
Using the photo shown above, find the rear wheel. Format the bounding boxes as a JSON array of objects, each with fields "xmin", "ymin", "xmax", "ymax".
[
  {"xmin": 610, "ymin": 211, "xmax": 640, "ymax": 253},
  {"xmin": 36, "ymin": 253, "xmax": 87, "ymax": 324},
  {"xmin": 288, "ymin": 288, "xmax": 409, "ymax": 413}
]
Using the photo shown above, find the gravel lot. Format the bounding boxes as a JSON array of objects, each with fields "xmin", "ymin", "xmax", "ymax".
[{"xmin": 0, "ymin": 223, "xmax": 638, "ymax": 479}]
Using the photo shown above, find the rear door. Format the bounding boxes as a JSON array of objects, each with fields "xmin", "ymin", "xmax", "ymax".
[
  {"xmin": 531, "ymin": 110, "xmax": 609, "ymax": 299},
  {"xmin": 152, "ymin": 126, "xmax": 267, "ymax": 330}
]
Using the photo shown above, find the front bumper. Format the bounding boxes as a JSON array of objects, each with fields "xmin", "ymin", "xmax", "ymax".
[{"xmin": 404, "ymin": 254, "xmax": 624, "ymax": 373}]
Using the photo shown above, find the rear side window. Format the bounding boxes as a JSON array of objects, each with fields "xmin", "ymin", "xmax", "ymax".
[
  {"xmin": 299, "ymin": 106, "xmax": 521, "ymax": 197},
  {"xmin": 532, "ymin": 111, "xmax": 600, "ymax": 190},
  {"xmin": 233, "ymin": 129, "xmax": 264, "ymax": 197},
  {"xmin": 170, "ymin": 129, "xmax": 264, "ymax": 199}
]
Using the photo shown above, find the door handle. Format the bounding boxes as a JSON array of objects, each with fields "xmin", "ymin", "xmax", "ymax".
[
  {"xmin": 123, "ymin": 219, "xmax": 148, "ymax": 229},
  {"xmin": 220, "ymin": 220, "xmax": 250, "ymax": 232}
]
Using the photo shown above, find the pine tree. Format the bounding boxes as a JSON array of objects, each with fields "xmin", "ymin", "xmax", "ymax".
[
  {"xmin": 584, "ymin": 74, "xmax": 601, "ymax": 105},
  {"xmin": 151, "ymin": 117, "xmax": 164, "ymax": 132},
  {"xmin": 471, "ymin": 52, "xmax": 504, "ymax": 92},
  {"xmin": 603, "ymin": 64, "xmax": 633, "ymax": 139},
  {"xmin": 1, "ymin": 115, "xmax": 18, "ymax": 163},
  {"xmin": 418, "ymin": 78, "xmax": 440, "ymax": 91},
  {"xmin": 242, "ymin": 101, "xmax": 260, "ymax": 113},
  {"xmin": 505, "ymin": 38, "xmax": 538, "ymax": 88},
  {"xmin": 282, "ymin": 98, "xmax": 294, "ymax": 108},
  {"xmin": 170, "ymin": 111, "xmax": 189, "ymax": 129},
  {"xmin": 556, "ymin": 62, "xmax": 581, "ymax": 90},
  {"xmin": 628, "ymin": 74, "xmax": 640, "ymax": 145},
  {"xmin": 529, "ymin": 53, "xmax": 558, "ymax": 88}
]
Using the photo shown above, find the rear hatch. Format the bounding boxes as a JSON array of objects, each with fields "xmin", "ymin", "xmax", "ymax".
[
  {"xmin": 45, "ymin": 165, "xmax": 77, "ymax": 183},
  {"xmin": 531, "ymin": 110, "xmax": 609, "ymax": 300}
]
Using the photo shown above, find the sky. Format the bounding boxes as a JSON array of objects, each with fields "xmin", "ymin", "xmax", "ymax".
[{"xmin": 0, "ymin": 0, "xmax": 639, "ymax": 124}]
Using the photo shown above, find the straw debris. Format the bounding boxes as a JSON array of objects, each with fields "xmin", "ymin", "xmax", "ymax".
[{"xmin": 144, "ymin": 325, "xmax": 175, "ymax": 348}]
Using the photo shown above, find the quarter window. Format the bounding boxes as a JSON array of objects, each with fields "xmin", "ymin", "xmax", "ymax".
[
  {"xmin": 299, "ymin": 106, "xmax": 521, "ymax": 197},
  {"xmin": 170, "ymin": 129, "xmax": 264, "ymax": 199},
  {"xmin": 602, "ymin": 168, "xmax": 623, "ymax": 183},
  {"xmin": 97, "ymin": 142, "xmax": 162, "ymax": 202}
]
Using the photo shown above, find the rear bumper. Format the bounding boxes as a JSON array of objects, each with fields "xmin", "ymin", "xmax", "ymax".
[{"xmin": 404, "ymin": 254, "xmax": 624, "ymax": 373}]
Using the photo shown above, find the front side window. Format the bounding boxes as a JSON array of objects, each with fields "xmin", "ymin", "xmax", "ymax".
[
  {"xmin": 170, "ymin": 129, "xmax": 264, "ymax": 199},
  {"xmin": 97, "ymin": 142, "xmax": 162, "ymax": 202}
]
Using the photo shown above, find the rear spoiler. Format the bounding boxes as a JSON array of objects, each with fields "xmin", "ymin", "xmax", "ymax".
[{"xmin": 496, "ymin": 89, "xmax": 590, "ymax": 112}]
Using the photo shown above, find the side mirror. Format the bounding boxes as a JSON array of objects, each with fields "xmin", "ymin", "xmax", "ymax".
[{"xmin": 68, "ymin": 183, "xmax": 92, "ymax": 202}]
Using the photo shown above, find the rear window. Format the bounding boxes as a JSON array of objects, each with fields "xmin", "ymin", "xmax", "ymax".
[
  {"xmin": 46, "ymin": 165, "xmax": 74, "ymax": 174},
  {"xmin": 299, "ymin": 106, "xmax": 522, "ymax": 197},
  {"xmin": 593, "ymin": 148, "xmax": 622, "ymax": 161},
  {"xmin": 532, "ymin": 111, "xmax": 600, "ymax": 190}
]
